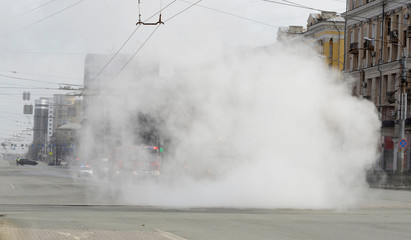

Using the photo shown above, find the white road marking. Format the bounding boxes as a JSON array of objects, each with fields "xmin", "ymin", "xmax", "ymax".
[
  {"xmin": 155, "ymin": 228, "xmax": 188, "ymax": 240},
  {"xmin": 0, "ymin": 178, "xmax": 15, "ymax": 189},
  {"xmin": 52, "ymin": 184, "xmax": 66, "ymax": 189}
]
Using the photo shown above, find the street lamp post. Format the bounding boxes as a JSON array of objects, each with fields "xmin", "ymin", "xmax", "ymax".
[
  {"xmin": 398, "ymin": 54, "xmax": 407, "ymax": 173},
  {"xmin": 391, "ymin": 32, "xmax": 407, "ymax": 173}
]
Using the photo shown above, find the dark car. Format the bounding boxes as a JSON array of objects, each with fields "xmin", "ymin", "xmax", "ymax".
[{"xmin": 17, "ymin": 158, "xmax": 38, "ymax": 166}]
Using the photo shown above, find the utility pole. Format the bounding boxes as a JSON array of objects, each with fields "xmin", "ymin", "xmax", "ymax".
[{"xmin": 399, "ymin": 55, "xmax": 407, "ymax": 173}]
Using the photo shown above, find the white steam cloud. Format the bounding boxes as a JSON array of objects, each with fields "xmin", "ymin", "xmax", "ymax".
[{"xmin": 79, "ymin": 40, "xmax": 380, "ymax": 209}]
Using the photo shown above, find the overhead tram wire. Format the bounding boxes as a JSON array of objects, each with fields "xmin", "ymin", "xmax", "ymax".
[
  {"xmin": 0, "ymin": 0, "xmax": 61, "ymax": 24},
  {"xmin": 88, "ymin": 0, "xmax": 178, "ymax": 85},
  {"xmin": 114, "ymin": 0, "xmax": 203, "ymax": 78},
  {"xmin": 0, "ymin": 73, "xmax": 61, "ymax": 85},
  {"xmin": 281, "ymin": 0, "xmax": 307, "ymax": 8},
  {"xmin": 260, "ymin": 0, "xmax": 325, "ymax": 12},
  {"xmin": 0, "ymin": 69, "xmax": 82, "ymax": 81},
  {"xmin": 4, "ymin": 0, "xmax": 86, "ymax": 37},
  {"xmin": 166, "ymin": 0, "xmax": 202, "ymax": 22},
  {"xmin": 179, "ymin": 0, "xmax": 277, "ymax": 28},
  {"xmin": 114, "ymin": 25, "xmax": 161, "ymax": 78}
]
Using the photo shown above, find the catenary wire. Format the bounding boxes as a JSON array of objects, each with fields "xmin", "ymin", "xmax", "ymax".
[
  {"xmin": 0, "ymin": 0, "xmax": 61, "ymax": 24},
  {"xmin": 4, "ymin": 0, "xmax": 86, "ymax": 37},
  {"xmin": 166, "ymin": 0, "xmax": 203, "ymax": 22},
  {"xmin": 89, "ymin": 0, "xmax": 178, "ymax": 85},
  {"xmin": 114, "ymin": 0, "xmax": 203, "ymax": 78},
  {"xmin": 261, "ymin": 0, "xmax": 325, "ymax": 12},
  {"xmin": 179, "ymin": 0, "xmax": 278, "ymax": 28},
  {"xmin": 114, "ymin": 25, "xmax": 161, "ymax": 77}
]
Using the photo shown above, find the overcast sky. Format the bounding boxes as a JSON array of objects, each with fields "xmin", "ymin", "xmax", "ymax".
[{"xmin": 0, "ymin": 0, "xmax": 345, "ymax": 149}]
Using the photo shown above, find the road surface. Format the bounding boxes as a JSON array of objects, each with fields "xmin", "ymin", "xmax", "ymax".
[{"xmin": 1, "ymin": 158, "xmax": 411, "ymax": 240}]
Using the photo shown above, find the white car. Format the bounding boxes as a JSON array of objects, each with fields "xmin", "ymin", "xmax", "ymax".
[{"xmin": 78, "ymin": 165, "xmax": 93, "ymax": 177}]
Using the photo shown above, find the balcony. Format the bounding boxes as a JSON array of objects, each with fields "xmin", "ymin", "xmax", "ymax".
[
  {"xmin": 363, "ymin": 95, "xmax": 371, "ymax": 100},
  {"xmin": 349, "ymin": 42, "xmax": 359, "ymax": 54},
  {"xmin": 364, "ymin": 39, "xmax": 374, "ymax": 51},
  {"xmin": 387, "ymin": 91, "xmax": 396, "ymax": 103},
  {"xmin": 407, "ymin": 26, "xmax": 411, "ymax": 38},
  {"xmin": 389, "ymin": 30, "xmax": 399, "ymax": 43}
]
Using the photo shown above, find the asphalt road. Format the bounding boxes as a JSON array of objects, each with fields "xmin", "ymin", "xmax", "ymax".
[{"xmin": 1, "ymin": 158, "xmax": 411, "ymax": 240}]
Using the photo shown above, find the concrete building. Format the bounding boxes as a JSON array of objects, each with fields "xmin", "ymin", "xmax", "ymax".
[
  {"xmin": 53, "ymin": 94, "xmax": 82, "ymax": 130},
  {"xmin": 30, "ymin": 95, "xmax": 82, "ymax": 162},
  {"xmin": 50, "ymin": 94, "xmax": 82, "ymax": 164},
  {"xmin": 343, "ymin": 0, "xmax": 411, "ymax": 171},
  {"xmin": 31, "ymin": 98, "xmax": 53, "ymax": 160},
  {"xmin": 302, "ymin": 11, "xmax": 345, "ymax": 71},
  {"xmin": 277, "ymin": 11, "xmax": 345, "ymax": 72},
  {"xmin": 277, "ymin": 25, "xmax": 305, "ymax": 41}
]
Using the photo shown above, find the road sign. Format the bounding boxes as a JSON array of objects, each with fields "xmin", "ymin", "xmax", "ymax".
[{"xmin": 399, "ymin": 139, "xmax": 408, "ymax": 148}]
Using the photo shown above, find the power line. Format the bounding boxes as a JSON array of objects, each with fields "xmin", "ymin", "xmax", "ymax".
[
  {"xmin": 179, "ymin": 0, "xmax": 278, "ymax": 28},
  {"xmin": 0, "ymin": 86, "xmax": 69, "ymax": 90},
  {"xmin": 0, "ymin": 50, "xmax": 85, "ymax": 56},
  {"xmin": 88, "ymin": 0, "xmax": 178, "ymax": 85},
  {"xmin": 4, "ymin": 0, "xmax": 86, "ymax": 37},
  {"xmin": 0, "ymin": 69, "xmax": 82, "ymax": 81},
  {"xmin": 282, "ymin": 0, "xmax": 306, "ymax": 8},
  {"xmin": 0, "ymin": 73, "xmax": 60, "ymax": 85},
  {"xmin": 115, "ymin": 0, "xmax": 203, "ymax": 77},
  {"xmin": 0, "ymin": 0, "xmax": 60, "ymax": 24},
  {"xmin": 166, "ymin": 0, "xmax": 203, "ymax": 22},
  {"xmin": 115, "ymin": 25, "xmax": 161, "ymax": 77},
  {"xmin": 261, "ymin": 0, "xmax": 324, "ymax": 12}
]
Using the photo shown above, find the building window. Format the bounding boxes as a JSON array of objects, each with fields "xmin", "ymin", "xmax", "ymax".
[
  {"xmin": 329, "ymin": 38, "xmax": 333, "ymax": 68},
  {"xmin": 387, "ymin": 18, "xmax": 391, "ymax": 35},
  {"xmin": 367, "ymin": 78, "xmax": 373, "ymax": 98}
]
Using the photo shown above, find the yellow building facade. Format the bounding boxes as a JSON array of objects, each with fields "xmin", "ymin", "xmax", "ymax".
[
  {"xmin": 277, "ymin": 11, "xmax": 345, "ymax": 72},
  {"xmin": 303, "ymin": 12, "xmax": 345, "ymax": 72}
]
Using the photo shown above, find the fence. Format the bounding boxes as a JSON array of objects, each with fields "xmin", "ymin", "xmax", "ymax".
[{"xmin": 367, "ymin": 171, "xmax": 411, "ymax": 190}]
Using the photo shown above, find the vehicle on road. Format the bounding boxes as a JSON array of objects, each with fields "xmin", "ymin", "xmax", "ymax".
[
  {"xmin": 77, "ymin": 164, "xmax": 94, "ymax": 177},
  {"xmin": 16, "ymin": 158, "xmax": 38, "ymax": 166},
  {"xmin": 110, "ymin": 145, "xmax": 161, "ymax": 182}
]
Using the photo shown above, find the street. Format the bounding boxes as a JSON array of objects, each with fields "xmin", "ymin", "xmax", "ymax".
[{"xmin": 2, "ymin": 158, "xmax": 411, "ymax": 240}]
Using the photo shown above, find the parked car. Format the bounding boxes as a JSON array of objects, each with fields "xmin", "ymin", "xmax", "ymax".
[{"xmin": 16, "ymin": 158, "xmax": 38, "ymax": 166}]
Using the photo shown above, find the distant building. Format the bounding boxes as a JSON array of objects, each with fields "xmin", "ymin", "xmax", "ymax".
[
  {"xmin": 32, "ymin": 97, "xmax": 53, "ymax": 160},
  {"xmin": 277, "ymin": 11, "xmax": 345, "ymax": 72},
  {"xmin": 302, "ymin": 11, "xmax": 345, "ymax": 71},
  {"xmin": 277, "ymin": 25, "xmax": 305, "ymax": 41},
  {"xmin": 31, "ymin": 95, "xmax": 82, "ymax": 162},
  {"xmin": 343, "ymin": 0, "xmax": 411, "ymax": 171},
  {"xmin": 53, "ymin": 94, "xmax": 82, "ymax": 129}
]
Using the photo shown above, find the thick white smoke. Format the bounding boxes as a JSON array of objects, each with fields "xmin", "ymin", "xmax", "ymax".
[{"xmin": 80, "ymin": 40, "xmax": 380, "ymax": 209}]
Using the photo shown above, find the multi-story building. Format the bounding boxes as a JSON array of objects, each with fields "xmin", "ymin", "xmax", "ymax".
[
  {"xmin": 343, "ymin": 0, "xmax": 411, "ymax": 171},
  {"xmin": 53, "ymin": 94, "xmax": 82, "ymax": 129},
  {"xmin": 277, "ymin": 11, "xmax": 345, "ymax": 72},
  {"xmin": 30, "ymin": 95, "xmax": 82, "ymax": 162},
  {"xmin": 302, "ymin": 11, "xmax": 345, "ymax": 71},
  {"xmin": 50, "ymin": 94, "xmax": 82, "ymax": 164},
  {"xmin": 31, "ymin": 97, "xmax": 53, "ymax": 160},
  {"xmin": 277, "ymin": 25, "xmax": 305, "ymax": 41}
]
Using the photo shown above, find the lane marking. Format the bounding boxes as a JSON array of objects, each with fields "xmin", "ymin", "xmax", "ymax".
[
  {"xmin": 30, "ymin": 177, "xmax": 67, "ymax": 189},
  {"xmin": 155, "ymin": 228, "xmax": 188, "ymax": 240},
  {"xmin": 0, "ymin": 178, "xmax": 15, "ymax": 189},
  {"xmin": 52, "ymin": 184, "xmax": 66, "ymax": 189}
]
